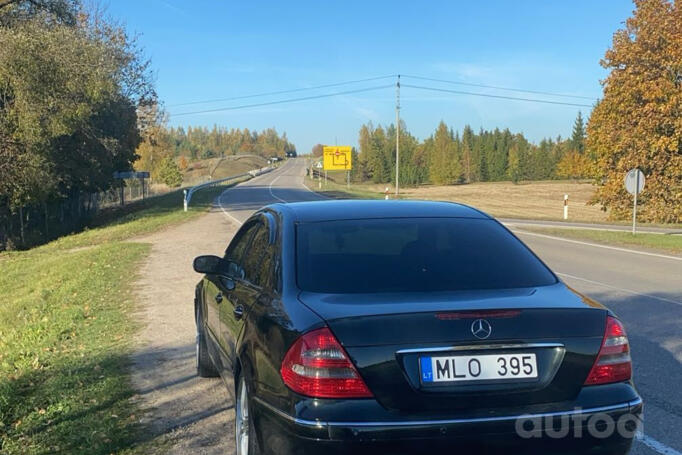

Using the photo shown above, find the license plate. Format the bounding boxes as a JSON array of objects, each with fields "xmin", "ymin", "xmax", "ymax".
[{"xmin": 420, "ymin": 353, "xmax": 538, "ymax": 383}]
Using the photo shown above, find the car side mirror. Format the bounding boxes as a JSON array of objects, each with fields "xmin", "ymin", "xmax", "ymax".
[{"xmin": 193, "ymin": 255, "xmax": 223, "ymax": 274}]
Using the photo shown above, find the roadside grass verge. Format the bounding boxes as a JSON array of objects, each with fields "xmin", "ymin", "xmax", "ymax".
[
  {"xmin": 517, "ymin": 227, "xmax": 682, "ymax": 255},
  {"xmin": 41, "ymin": 178, "xmax": 247, "ymax": 253},
  {"xmin": 0, "ymin": 180, "xmax": 239, "ymax": 454},
  {"xmin": 305, "ymin": 176, "xmax": 384, "ymax": 200}
]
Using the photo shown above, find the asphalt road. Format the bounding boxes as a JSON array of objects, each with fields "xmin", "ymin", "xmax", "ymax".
[
  {"xmin": 217, "ymin": 158, "xmax": 682, "ymax": 455},
  {"xmin": 501, "ymin": 218, "xmax": 682, "ymax": 235}
]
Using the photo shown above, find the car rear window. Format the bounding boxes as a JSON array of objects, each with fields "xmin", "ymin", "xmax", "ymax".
[{"xmin": 296, "ymin": 218, "xmax": 557, "ymax": 293}]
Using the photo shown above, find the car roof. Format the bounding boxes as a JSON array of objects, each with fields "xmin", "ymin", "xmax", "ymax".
[{"xmin": 272, "ymin": 200, "xmax": 491, "ymax": 223}]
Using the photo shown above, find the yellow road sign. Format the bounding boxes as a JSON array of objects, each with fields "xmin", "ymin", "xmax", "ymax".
[{"xmin": 323, "ymin": 146, "xmax": 352, "ymax": 171}]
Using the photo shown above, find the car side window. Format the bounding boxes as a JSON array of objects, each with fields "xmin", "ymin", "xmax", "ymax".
[
  {"xmin": 257, "ymin": 241, "xmax": 277, "ymax": 292},
  {"xmin": 224, "ymin": 222, "xmax": 259, "ymax": 276},
  {"xmin": 241, "ymin": 224, "xmax": 269, "ymax": 286}
]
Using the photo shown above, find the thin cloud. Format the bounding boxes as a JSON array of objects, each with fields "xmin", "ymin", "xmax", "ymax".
[{"xmin": 157, "ymin": 0, "xmax": 186, "ymax": 15}]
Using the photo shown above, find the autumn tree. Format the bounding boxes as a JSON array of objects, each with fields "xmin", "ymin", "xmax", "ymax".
[
  {"xmin": 311, "ymin": 143, "xmax": 323, "ymax": 157},
  {"xmin": 429, "ymin": 121, "xmax": 462, "ymax": 185},
  {"xmin": 134, "ymin": 102, "xmax": 172, "ymax": 181},
  {"xmin": 178, "ymin": 155, "xmax": 188, "ymax": 171},
  {"xmin": 587, "ymin": 0, "xmax": 682, "ymax": 223},
  {"xmin": 0, "ymin": 1, "xmax": 154, "ymax": 248},
  {"xmin": 556, "ymin": 151, "xmax": 594, "ymax": 179}
]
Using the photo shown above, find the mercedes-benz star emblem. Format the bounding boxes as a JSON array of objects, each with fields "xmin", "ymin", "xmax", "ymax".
[{"xmin": 471, "ymin": 319, "xmax": 492, "ymax": 339}]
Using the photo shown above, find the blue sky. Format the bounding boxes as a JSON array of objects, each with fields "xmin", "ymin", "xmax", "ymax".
[{"xmin": 107, "ymin": 0, "xmax": 634, "ymax": 154}]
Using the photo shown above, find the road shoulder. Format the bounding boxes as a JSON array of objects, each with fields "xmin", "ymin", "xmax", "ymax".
[{"xmin": 129, "ymin": 205, "xmax": 238, "ymax": 454}]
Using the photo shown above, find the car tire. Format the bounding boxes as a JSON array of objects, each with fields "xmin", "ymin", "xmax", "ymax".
[
  {"xmin": 196, "ymin": 321, "xmax": 218, "ymax": 378},
  {"xmin": 235, "ymin": 375, "xmax": 261, "ymax": 455}
]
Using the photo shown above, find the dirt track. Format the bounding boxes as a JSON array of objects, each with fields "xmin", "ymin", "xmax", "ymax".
[
  {"xmin": 130, "ymin": 205, "xmax": 238, "ymax": 454},
  {"xmin": 127, "ymin": 160, "xmax": 306, "ymax": 454}
]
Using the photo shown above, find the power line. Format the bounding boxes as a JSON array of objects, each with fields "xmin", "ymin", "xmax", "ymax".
[
  {"xmin": 401, "ymin": 84, "xmax": 594, "ymax": 108},
  {"xmin": 401, "ymin": 74, "xmax": 597, "ymax": 101},
  {"xmin": 168, "ymin": 75, "xmax": 397, "ymax": 107},
  {"xmin": 171, "ymin": 84, "xmax": 394, "ymax": 117}
]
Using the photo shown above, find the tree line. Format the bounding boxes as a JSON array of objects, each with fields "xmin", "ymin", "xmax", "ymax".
[
  {"xmin": 134, "ymin": 120, "xmax": 296, "ymax": 187},
  {"xmin": 0, "ymin": 0, "xmax": 299, "ymax": 249},
  {"xmin": 350, "ymin": 112, "xmax": 588, "ymax": 186},
  {"xmin": 349, "ymin": 0, "xmax": 681, "ymax": 223}
]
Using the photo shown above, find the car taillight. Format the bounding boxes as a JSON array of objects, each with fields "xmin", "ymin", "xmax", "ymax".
[
  {"xmin": 280, "ymin": 327, "xmax": 373, "ymax": 398},
  {"xmin": 584, "ymin": 316, "xmax": 632, "ymax": 385}
]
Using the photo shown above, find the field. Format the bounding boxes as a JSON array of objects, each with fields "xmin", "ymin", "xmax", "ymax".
[
  {"xmin": 0, "ymin": 182, "xmax": 239, "ymax": 455},
  {"xmin": 310, "ymin": 174, "xmax": 610, "ymax": 223}
]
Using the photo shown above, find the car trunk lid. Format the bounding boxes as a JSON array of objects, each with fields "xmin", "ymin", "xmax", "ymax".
[{"xmin": 297, "ymin": 283, "xmax": 607, "ymax": 412}]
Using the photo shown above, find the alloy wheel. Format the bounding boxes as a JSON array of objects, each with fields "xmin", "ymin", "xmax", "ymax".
[{"xmin": 235, "ymin": 376, "xmax": 250, "ymax": 455}]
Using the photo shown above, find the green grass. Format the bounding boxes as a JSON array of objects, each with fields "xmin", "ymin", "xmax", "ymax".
[
  {"xmin": 0, "ymin": 180, "xmax": 240, "ymax": 454},
  {"xmin": 519, "ymin": 227, "xmax": 682, "ymax": 254},
  {"xmin": 305, "ymin": 176, "xmax": 387, "ymax": 200},
  {"xmin": 41, "ymin": 177, "xmax": 248, "ymax": 253}
]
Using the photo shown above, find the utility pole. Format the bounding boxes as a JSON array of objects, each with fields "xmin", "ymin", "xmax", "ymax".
[{"xmin": 395, "ymin": 75, "xmax": 401, "ymax": 196}]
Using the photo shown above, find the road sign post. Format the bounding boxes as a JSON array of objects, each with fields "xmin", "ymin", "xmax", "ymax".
[
  {"xmin": 323, "ymin": 146, "xmax": 352, "ymax": 189},
  {"xmin": 624, "ymin": 168, "xmax": 645, "ymax": 235},
  {"xmin": 322, "ymin": 146, "xmax": 352, "ymax": 171}
]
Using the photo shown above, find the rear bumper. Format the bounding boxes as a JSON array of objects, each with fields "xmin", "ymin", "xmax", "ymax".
[{"xmin": 253, "ymin": 396, "xmax": 642, "ymax": 454}]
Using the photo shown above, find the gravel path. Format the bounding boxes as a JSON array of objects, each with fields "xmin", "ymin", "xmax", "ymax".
[{"xmin": 130, "ymin": 205, "xmax": 238, "ymax": 454}]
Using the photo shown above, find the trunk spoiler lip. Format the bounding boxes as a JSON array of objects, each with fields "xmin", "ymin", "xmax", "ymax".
[{"xmin": 395, "ymin": 342, "xmax": 564, "ymax": 355}]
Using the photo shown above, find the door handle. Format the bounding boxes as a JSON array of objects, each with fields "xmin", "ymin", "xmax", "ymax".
[
  {"xmin": 233, "ymin": 305, "xmax": 244, "ymax": 320},
  {"xmin": 215, "ymin": 293, "xmax": 223, "ymax": 304}
]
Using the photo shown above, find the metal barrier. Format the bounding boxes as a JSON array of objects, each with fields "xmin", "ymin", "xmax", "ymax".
[{"xmin": 183, "ymin": 166, "xmax": 273, "ymax": 211}]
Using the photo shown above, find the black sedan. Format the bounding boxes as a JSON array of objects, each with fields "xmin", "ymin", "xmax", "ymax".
[{"xmin": 193, "ymin": 200, "xmax": 642, "ymax": 455}]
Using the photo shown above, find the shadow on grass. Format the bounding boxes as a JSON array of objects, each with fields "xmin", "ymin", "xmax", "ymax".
[
  {"xmin": 0, "ymin": 351, "xmax": 139, "ymax": 455},
  {"xmin": 90, "ymin": 179, "xmax": 248, "ymax": 231},
  {"xmin": 0, "ymin": 343, "xmax": 234, "ymax": 455}
]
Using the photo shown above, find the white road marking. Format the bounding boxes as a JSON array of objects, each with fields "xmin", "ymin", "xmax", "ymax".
[
  {"xmin": 268, "ymin": 173, "xmax": 288, "ymax": 203},
  {"xmin": 217, "ymin": 159, "xmax": 295, "ymax": 224},
  {"xmin": 637, "ymin": 432, "xmax": 682, "ymax": 455},
  {"xmin": 504, "ymin": 221, "xmax": 671, "ymax": 235},
  {"xmin": 513, "ymin": 229, "xmax": 682, "ymax": 262},
  {"xmin": 218, "ymin": 197, "xmax": 244, "ymax": 226},
  {"xmin": 300, "ymin": 178, "xmax": 331, "ymax": 199},
  {"xmin": 557, "ymin": 272, "xmax": 682, "ymax": 306}
]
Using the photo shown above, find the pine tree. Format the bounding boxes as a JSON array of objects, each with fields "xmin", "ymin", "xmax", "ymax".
[
  {"xmin": 461, "ymin": 125, "xmax": 476, "ymax": 183},
  {"xmin": 508, "ymin": 144, "xmax": 521, "ymax": 183},
  {"xmin": 570, "ymin": 111, "xmax": 586, "ymax": 154},
  {"xmin": 158, "ymin": 156, "xmax": 183, "ymax": 187}
]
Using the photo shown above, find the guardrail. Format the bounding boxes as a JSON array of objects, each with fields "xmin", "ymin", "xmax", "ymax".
[{"xmin": 183, "ymin": 166, "xmax": 273, "ymax": 211}]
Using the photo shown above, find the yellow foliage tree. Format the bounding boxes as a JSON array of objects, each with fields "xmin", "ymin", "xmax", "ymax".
[
  {"xmin": 587, "ymin": 0, "xmax": 682, "ymax": 223},
  {"xmin": 555, "ymin": 151, "xmax": 594, "ymax": 179},
  {"xmin": 177, "ymin": 155, "xmax": 188, "ymax": 171}
]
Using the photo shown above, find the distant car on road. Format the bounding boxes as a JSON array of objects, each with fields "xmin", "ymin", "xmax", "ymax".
[{"xmin": 193, "ymin": 200, "xmax": 641, "ymax": 455}]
